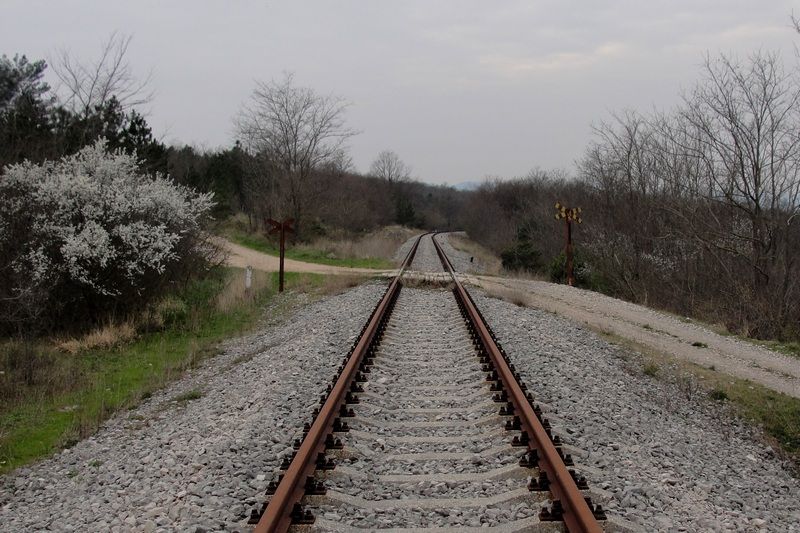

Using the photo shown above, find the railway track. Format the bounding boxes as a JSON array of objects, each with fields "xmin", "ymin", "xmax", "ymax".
[{"xmin": 248, "ymin": 233, "xmax": 608, "ymax": 532}]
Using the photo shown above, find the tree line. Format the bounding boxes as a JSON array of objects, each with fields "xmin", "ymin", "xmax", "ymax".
[
  {"xmin": 462, "ymin": 51, "xmax": 800, "ymax": 342},
  {"xmin": 0, "ymin": 39, "xmax": 466, "ymax": 335},
  {"xmin": 3, "ymin": 35, "xmax": 799, "ymax": 344}
]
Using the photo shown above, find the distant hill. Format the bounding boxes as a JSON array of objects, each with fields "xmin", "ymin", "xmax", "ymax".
[{"xmin": 453, "ymin": 181, "xmax": 481, "ymax": 191}]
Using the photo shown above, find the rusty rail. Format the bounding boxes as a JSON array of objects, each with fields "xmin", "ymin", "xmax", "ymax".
[
  {"xmin": 431, "ymin": 232, "xmax": 604, "ymax": 533},
  {"xmin": 252, "ymin": 233, "xmax": 426, "ymax": 533}
]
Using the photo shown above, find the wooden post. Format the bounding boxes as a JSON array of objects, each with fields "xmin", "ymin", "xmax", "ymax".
[
  {"xmin": 554, "ymin": 203, "xmax": 582, "ymax": 287},
  {"xmin": 565, "ymin": 218, "xmax": 574, "ymax": 286},
  {"xmin": 278, "ymin": 225, "xmax": 286, "ymax": 292},
  {"xmin": 267, "ymin": 218, "xmax": 295, "ymax": 293}
]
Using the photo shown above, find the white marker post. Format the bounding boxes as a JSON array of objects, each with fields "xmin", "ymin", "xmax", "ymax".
[{"xmin": 245, "ymin": 265, "xmax": 253, "ymax": 293}]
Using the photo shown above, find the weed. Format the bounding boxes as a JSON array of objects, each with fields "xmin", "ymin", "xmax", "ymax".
[
  {"xmin": 58, "ymin": 322, "xmax": 137, "ymax": 354},
  {"xmin": 173, "ymin": 389, "xmax": 202, "ymax": 403},
  {"xmin": 643, "ymin": 362, "xmax": 660, "ymax": 377},
  {"xmin": 709, "ymin": 388, "xmax": 728, "ymax": 401},
  {"xmin": 676, "ymin": 373, "xmax": 700, "ymax": 401}
]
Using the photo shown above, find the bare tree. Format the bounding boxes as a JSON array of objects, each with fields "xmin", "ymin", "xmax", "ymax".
[
  {"xmin": 370, "ymin": 150, "xmax": 411, "ymax": 184},
  {"xmin": 50, "ymin": 31, "xmax": 153, "ymax": 116},
  {"xmin": 236, "ymin": 73, "xmax": 358, "ymax": 228},
  {"xmin": 575, "ymin": 50, "xmax": 800, "ymax": 337},
  {"xmin": 678, "ymin": 52, "xmax": 800, "ymax": 296}
]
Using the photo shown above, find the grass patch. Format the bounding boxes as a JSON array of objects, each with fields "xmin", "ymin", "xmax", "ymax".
[
  {"xmin": 749, "ymin": 339, "xmax": 800, "ymax": 359},
  {"xmin": 219, "ymin": 219, "xmax": 398, "ymax": 270},
  {"xmin": 0, "ymin": 267, "xmax": 356, "ymax": 474},
  {"xmin": 691, "ymin": 341, "xmax": 708, "ymax": 348},
  {"xmin": 597, "ymin": 330, "xmax": 800, "ymax": 466}
]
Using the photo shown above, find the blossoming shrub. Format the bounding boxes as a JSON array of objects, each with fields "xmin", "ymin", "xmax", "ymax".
[{"xmin": 0, "ymin": 140, "xmax": 217, "ymax": 334}]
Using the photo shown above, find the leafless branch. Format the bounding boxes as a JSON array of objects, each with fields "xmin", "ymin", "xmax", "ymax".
[{"xmin": 50, "ymin": 31, "xmax": 153, "ymax": 115}]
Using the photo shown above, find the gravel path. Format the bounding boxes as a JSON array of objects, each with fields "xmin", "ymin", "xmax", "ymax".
[
  {"xmin": 474, "ymin": 291, "xmax": 800, "ymax": 532},
  {"xmin": 475, "ymin": 277, "xmax": 800, "ymax": 399},
  {"xmin": 0, "ymin": 283, "xmax": 387, "ymax": 532}
]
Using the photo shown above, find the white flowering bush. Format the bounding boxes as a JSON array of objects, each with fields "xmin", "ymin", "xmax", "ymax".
[{"xmin": 0, "ymin": 140, "xmax": 217, "ymax": 333}]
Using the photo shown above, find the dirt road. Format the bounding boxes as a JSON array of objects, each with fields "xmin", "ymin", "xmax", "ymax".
[{"xmin": 218, "ymin": 238, "xmax": 395, "ymax": 275}]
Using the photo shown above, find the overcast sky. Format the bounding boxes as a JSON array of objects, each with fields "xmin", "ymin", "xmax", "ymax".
[{"xmin": 3, "ymin": 1, "xmax": 800, "ymax": 184}]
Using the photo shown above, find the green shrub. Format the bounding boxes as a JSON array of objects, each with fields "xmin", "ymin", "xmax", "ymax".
[
  {"xmin": 501, "ymin": 240, "xmax": 542, "ymax": 272},
  {"xmin": 548, "ymin": 250, "xmax": 605, "ymax": 290}
]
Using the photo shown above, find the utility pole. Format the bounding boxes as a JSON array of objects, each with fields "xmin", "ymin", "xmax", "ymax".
[
  {"xmin": 267, "ymin": 218, "xmax": 295, "ymax": 292},
  {"xmin": 554, "ymin": 203, "xmax": 582, "ymax": 286}
]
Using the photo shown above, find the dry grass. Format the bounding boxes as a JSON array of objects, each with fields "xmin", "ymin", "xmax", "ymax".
[
  {"xmin": 57, "ymin": 322, "xmax": 137, "ymax": 354},
  {"xmin": 215, "ymin": 268, "xmax": 272, "ymax": 312},
  {"xmin": 50, "ymin": 269, "xmax": 370, "ymax": 359},
  {"xmin": 301, "ymin": 225, "xmax": 418, "ymax": 265},
  {"xmin": 316, "ymin": 274, "xmax": 371, "ymax": 295},
  {"xmin": 498, "ymin": 269, "xmax": 549, "ymax": 282},
  {"xmin": 483, "ymin": 285, "xmax": 530, "ymax": 307},
  {"xmin": 401, "ymin": 277, "xmax": 454, "ymax": 290}
]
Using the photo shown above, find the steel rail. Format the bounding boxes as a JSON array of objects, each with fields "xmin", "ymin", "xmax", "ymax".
[
  {"xmin": 252, "ymin": 233, "xmax": 426, "ymax": 533},
  {"xmin": 431, "ymin": 233, "xmax": 603, "ymax": 533}
]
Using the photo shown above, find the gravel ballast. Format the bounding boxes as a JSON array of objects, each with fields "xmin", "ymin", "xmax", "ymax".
[
  {"xmin": 5, "ymin": 229, "xmax": 797, "ymax": 533},
  {"xmin": 311, "ymin": 287, "xmax": 542, "ymax": 531},
  {"xmin": 395, "ymin": 233, "xmax": 479, "ymax": 274},
  {"xmin": 436, "ymin": 232, "xmax": 486, "ymax": 274},
  {"xmin": 473, "ymin": 291, "xmax": 800, "ymax": 532},
  {"xmin": 0, "ymin": 282, "xmax": 387, "ymax": 532}
]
